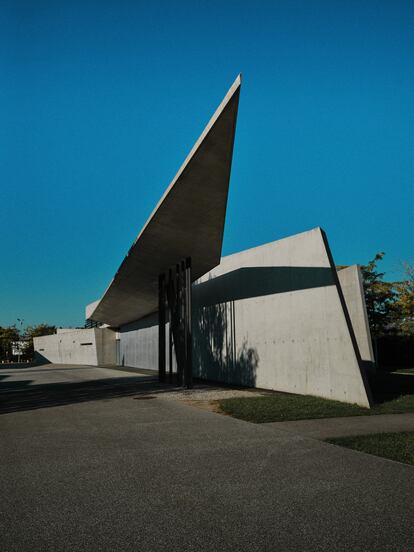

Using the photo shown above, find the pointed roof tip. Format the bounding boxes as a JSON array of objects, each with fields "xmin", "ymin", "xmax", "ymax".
[
  {"xmin": 225, "ymin": 74, "xmax": 242, "ymax": 96},
  {"xmin": 233, "ymin": 73, "xmax": 242, "ymax": 88},
  {"xmin": 90, "ymin": 73, "xmax": 243, "ymax": 326},
  {"xmin": 221, "ymin": 74, "xmax": 241, "ymax": 106}
]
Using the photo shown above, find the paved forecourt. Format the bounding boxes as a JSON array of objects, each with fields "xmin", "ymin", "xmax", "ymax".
[{"xmin": 1, "ymin": 365, "xmax": 414, "ymax": 551}]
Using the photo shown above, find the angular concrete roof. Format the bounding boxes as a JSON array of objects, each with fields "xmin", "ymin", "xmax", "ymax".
[{"xmin": 90, "ymin": 75, "xmax": 241, "ymax": 327}]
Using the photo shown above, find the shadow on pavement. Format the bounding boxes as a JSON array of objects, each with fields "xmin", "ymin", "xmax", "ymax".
[
  {"xmin": 3, "ymin": 367, "xmax": 413, "ymax": 416},
  {"xmin": 0, "ymin": 373, "xmax": 185, "ymax": 415}
]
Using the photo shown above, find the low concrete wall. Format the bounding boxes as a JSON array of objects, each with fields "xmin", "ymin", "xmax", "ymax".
[
  {"xmin": 34, "ymin": 328, "xmax": 116, "ymax": 366},
  {"xmin": 118, "ymin": 228, "xmax": 372, "ymax": 407}
]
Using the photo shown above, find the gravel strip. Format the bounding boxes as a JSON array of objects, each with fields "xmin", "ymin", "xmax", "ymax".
[{"xmin": 151, "ymin": 385, "xmax": 267, "ymax": 401}]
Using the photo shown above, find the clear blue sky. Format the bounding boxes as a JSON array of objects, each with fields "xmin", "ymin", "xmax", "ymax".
[{"xmin": 1, "ymin": 0, "xmax": 413, "ymax": 328}]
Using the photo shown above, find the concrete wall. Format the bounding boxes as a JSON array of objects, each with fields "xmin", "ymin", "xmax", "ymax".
[
  {"xmin": 118, "ymin": 228, "xmax": 372, "ymax": 407},
  {"xmin": 193, "ymin": 228, "xmax": 371, "ymax": 406},
  {"xmin": 119, "ymin": 314, "xmax": 176, "ymax": 373},
  {"xmin": 337, "ymin": 265, "xmax": 375, "ymax": 369},
  {"xmin": 119, "ymin": 314, "xmax": 158, "ymax": 370},
  {"xmin": 34, "ymin": 328, "xmax": 116, "ymax": 366},
  {"xmin": 95, "ymin": 328, "xmax": 117, "ymax": 365}
]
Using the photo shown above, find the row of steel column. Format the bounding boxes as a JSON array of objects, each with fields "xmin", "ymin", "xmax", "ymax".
[{"xmin": 158, "ymin": 257, "xmax": 193, "ymax": 388}]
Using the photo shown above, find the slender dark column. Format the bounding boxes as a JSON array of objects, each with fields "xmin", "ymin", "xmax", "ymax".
[
  {"xmin": 181, "ymin": 260, "xmax": 187, "ymax": 387},
  {"xmin": 165, "ymin": 259, "xmax": 192, "ymax": 388},
  {"xmin": 181, "ymin": 260, "xmax": 186, "ymax": 330},
  {"xmin": 168, "ymin": 269, "xmax": 173, "ymax": 382},
  {"xmin": 184, "ymin": 257, "xmax": 193, "ymax": 389},
  {"xmin": 158, "ymin": 273, "xmax": 166, "ymax": 383},
  {"xmin": 175, "ymin": 263, "xmax": 183, "ymax": 386}
]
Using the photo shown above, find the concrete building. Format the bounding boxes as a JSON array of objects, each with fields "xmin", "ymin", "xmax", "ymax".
[
  {"xmin": 34, "ymin": 328, "xmax": 117, "ymax": 366},
  {"xmin": 34, "ymin": 75, "xmax": 375, "ymax": 407},
  {"xmin": 116, "ymin": 228, "xmax": 374, "ymax": 406}
]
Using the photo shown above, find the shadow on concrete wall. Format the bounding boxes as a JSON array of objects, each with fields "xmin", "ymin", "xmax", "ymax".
[
  {"xmin": 115, "ymin": 266, "xmax": 336, "ymax": 383},
  {"xmin": 193, "ymin": 266, "xmax": 335, "ymax": 308},
  {"xmin": 192, "ymin": 266, "xmax": 338, "ymax": 387},
  {"xmin": 33, "ymin": 352, "xmax": 51, "ymax": 365},
  {"xmin": 119, "ymin": 312, "xmax": 159, "ymax": 333},
  {"xmin": 193, "ymin": 301, "xmax": 259, "ymax": 387}
]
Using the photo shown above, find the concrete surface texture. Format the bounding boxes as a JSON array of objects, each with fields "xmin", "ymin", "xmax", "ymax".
[
  {"xmin": 338, "ymin": 264, "xmax": 375, "ymax": 366},
  {"xmin": 1, "ymin": 365, "xmax": 414, "ymax": 552},
  {"xmin": 193, "ymin": 227, "xmax": 371, "ymax": 406},
  {"xmin": 34, "ymin": 328, "xmax": 116, "ymax": 366},
  {"xmin": 89, "ymin": 75, "xmax": 241, "ymax": 327},
  {"xmin": 119, "ymin": 312, "xmax": 166, "ymax": 373},
  {"xmin": 267, "ymin": 413, "xmax": 414, "ymax": 439},
  {"xmin": 120, "ymin": 228, "xmax": 372, "ymax": 407}
]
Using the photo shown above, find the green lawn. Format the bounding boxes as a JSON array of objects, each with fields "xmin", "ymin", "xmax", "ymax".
[
  {"xmin": 326, "ymin": 432, "xmax": 414, "ymax": 466},
  {"xmin": 218, "ymin": 392, "xmax": 414, "ymax": 423}
]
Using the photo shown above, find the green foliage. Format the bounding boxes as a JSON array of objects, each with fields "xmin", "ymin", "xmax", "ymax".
[
  {"xmin": 360, "ymin": 254, "xmax": 414, "ymax": 336},
  {"xmin": 360, "ymin": 252, "xmax": 396, "ymax": 337},
  {"xmin": 394, "ymin": 262, "xmax": 414, "ymax": 336},
  {"xmin": 25, "ymin": 324, "xmax": 56, "ymax": 339},
  {"xmin": 0, "ymin": 326, "xmax": 21, "ymax": 361},
  {"xmin": 23, "ymin": 324, "xmax": 56, "ymax": 357},
  {"xmin": 0, "ymin": 323, "xmax": 56, "ymax": 361}
]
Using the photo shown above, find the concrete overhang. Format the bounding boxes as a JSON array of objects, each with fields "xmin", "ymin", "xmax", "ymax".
[{"xmin": 90, "ymin": 75, "xmax": 241, "ymax": 327}]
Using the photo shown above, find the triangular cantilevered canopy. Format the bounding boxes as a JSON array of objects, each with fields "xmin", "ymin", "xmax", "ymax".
[{"xmin": 90, "ymin": 75, "xmax": 241, "ymax": 327}]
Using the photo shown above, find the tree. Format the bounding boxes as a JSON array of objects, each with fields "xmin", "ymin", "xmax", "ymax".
[
  {"xmin": 0, "ymin": 326, "xmax": 21, "ymax": 361},
  {"xmin": 23, "ymin": 324, "xmax": 56, "ymax": 358},
  {"xmin": 394, "ymin": 262, "xmax": 414, "ymax": 335},
  {"xmin": 360, "ymin": 252, "xmax": 396, "ymax": 337}
]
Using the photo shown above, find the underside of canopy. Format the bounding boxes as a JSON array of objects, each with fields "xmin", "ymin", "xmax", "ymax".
[{"xmin": 90, "ymin": 75, "xmax": 241, "ymax": 327}]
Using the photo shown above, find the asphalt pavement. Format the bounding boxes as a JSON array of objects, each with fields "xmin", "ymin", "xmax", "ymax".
[{"xmin": 1, "ymin": 365, "xmax": 414, "ymax": 551}]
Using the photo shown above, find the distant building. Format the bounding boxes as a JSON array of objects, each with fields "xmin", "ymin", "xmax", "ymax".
[{"xmin": 11, "ymin": 341, "xmax": 27, "ymax": 358}]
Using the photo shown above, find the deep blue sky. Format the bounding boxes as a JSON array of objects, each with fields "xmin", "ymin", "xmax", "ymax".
[{"xmin": 1, "ymin": 0, "xmax": 413, "ymax": 328}]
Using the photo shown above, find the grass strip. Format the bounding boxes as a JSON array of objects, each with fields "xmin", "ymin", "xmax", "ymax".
[
  {"xmin": 326, "ymin": 432, "xmax": 414, "ymax": 466},
  {"xmin": 219, "ymin": 393, "xmax": 414, "ymax": 423}
]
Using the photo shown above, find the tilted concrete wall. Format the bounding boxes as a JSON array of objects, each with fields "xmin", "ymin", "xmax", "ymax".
[
  {"xmin": 337, "ymin": 265, "xmax": 375, "ymax": 369},
  {"xmin": 192, "ymin": 228, "xmax": 371, "ymax": 406},
  {"xmin": 118, "ymin": 228, "xmax": 372, "ymax": 407},
  {"xmin": 34, "ymin": 328, "xmax": 116, "ymax": 366}
]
